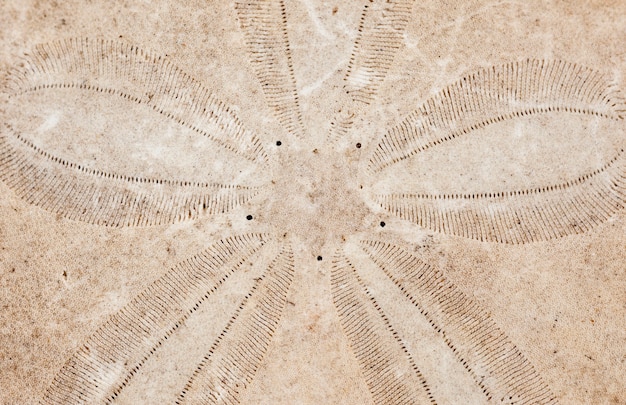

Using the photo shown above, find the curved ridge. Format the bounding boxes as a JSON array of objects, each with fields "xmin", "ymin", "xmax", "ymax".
[
  {"xmin": 360, "ymin": 240, "xmax": 558, "ymax": 405},
  {"xmin": 3, "ymin": 37, "xmax": 268, "ymax": 163},
  {"xmin": 369, "ymin": 59, "xmax": 626, "ymax": 172},
  {"xmin": 331, "ymin": 252, "xmax": 436, "ymax": 405},
  {"xmin": 41, "ymin": 234, "xmax": 270, "ymax": 405},
  {"xmin": 0, "ymin": 125, "xmax": 260, "ymax": 227},
  {"xmin": 377, "ymin": 149, "xmax": 626, "ymax": 243},
  {"xmin": 177, "ymin": 243, "xmax": 295, "ymax": 404}
]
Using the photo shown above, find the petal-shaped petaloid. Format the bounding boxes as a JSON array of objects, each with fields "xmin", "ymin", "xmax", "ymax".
[
  {"xmin": 235, "ymin": 1, "xmax": 306, "ymax": 139},
  {"xmin": 369, "ymin": 59, "xmax": 625, "ymax": 172},
  {"xmin": 360, "ymin": 240, "xmax": 557, "ymax": 404},
  {"xmin": 178, "ymin": 244, "xmax": 294, "ymax": 404},
  {"xmin": 1, "ymin": 38, "xmax": 267, "ymax": 226},
  {"xmin": 344, "ymin": 0, "xmax": 415, "ymax": 104},
  {"xmin": 329, "ymin": 0, "xmax": 415, "ymax": 143},
  {"xmin": 371, "ymin": 60, "xmax": 626, "ymax": 243},
  {"xmin": 331, "ymin": 252, "xmax": 435, "ymax": 404},
  {"xmin": 376, "ymin": 150, "xmax": 626, "ymax": 243},
  {"xmin": 41, "ymin": 234, "xmax": 271, "ymax": 404}
]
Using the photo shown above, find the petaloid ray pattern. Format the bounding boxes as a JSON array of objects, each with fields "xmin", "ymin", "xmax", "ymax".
[{"xmin": 1, "ymin": 1, "xmax": 625, "ymax": 404}]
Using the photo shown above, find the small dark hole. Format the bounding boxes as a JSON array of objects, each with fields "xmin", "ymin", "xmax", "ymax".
[
  {"xmin": 356, "ymin": 142, "xmax": 362, "ymax": 148},
  {"xmin": 246, "ymin": 215, "xmax": 253, "ymax": 220},
  {"xmin": 276, "ymin": 141, "xmax": 282, "ymax": 146},
  {"xmin": 317, "ymin": 256, "xmax": 323, "ymax": 261},
  {"xmin": 380, "ymin": 221, "xmax": 386, "ymax": 227}
]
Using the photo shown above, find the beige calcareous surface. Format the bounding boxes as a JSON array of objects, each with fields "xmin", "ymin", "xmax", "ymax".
[{"xmin": 1, "ymin": 1, "xmax": 625, "ymax": 404}]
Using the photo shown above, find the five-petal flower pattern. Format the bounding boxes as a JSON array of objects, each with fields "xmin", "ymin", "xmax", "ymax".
[{"xmin": 1, "ymin": 1, "xmax": 625, "ymax": 404}]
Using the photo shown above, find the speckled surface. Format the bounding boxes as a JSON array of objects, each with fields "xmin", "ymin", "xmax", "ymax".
[{"xmin": 1, "ymin": 1, "xmax": 625, "ymax": 404}]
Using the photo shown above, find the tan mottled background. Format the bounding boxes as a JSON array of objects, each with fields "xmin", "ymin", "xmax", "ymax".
[{"xmin": 1, "ymin": 1, "xmax": 625, "ymax": 404}]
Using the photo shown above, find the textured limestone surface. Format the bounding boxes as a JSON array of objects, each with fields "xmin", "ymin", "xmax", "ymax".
[{"xmin": 0, "ymin": 1, "xmax": 625, "ymax": 404}]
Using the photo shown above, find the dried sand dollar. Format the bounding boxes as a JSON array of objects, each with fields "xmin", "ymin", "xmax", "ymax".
[{"xmin": 1, "ymin": 1, "xmax": 625, "ymax": 404}]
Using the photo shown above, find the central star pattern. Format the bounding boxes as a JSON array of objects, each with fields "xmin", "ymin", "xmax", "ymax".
[{"xmin": 266, "ymin": 147, "xmax": 369, "ymax": 250}]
